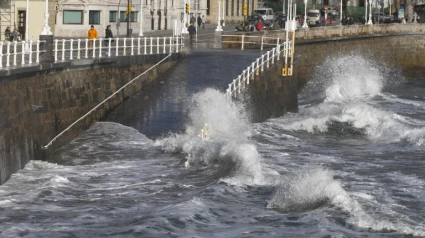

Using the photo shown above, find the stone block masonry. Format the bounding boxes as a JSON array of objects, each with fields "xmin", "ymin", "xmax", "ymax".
[{"xmin": 0, "ymin": 54, "xmax": 181, "ymax": 185}]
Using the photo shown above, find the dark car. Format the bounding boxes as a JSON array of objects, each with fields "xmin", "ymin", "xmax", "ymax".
[
  {"xmin": 373, "ymin": 12, "xmax": 395, "ymax": 23},
  {"xmin": 275, "ymin": 13, "xmax": 287, "ymax": 28}
]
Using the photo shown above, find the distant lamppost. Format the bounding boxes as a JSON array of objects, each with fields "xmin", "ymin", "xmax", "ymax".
[
  {"xmin": 365, "ymin": 0, "xmax": 368, "ymax": 24},
  {"xmin": 340, "ymin": 0, "xmax": 342, "ymax": 25},
  {"xmin": 302, "ymin": 0, "xmax": 308, "ymax": 28},
  {"xmin": 40, "ymin": 0, "xmax": 52, "ymax": 35},
  {"xmin": 216, "ymin": 0, "xmax": 222, "ymax": 31},
  {"xmin": 368, "ymin": 0, "xmax": 373, "ymax": 24},
  {"xmin": 222, "ymin": 0, "xmax": 225, "ymax": 27},
  {"xmin": 139, "ymin": 0, "xmax": 143, "ymax": 36}
]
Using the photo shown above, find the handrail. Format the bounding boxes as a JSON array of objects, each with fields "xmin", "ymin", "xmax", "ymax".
[
  {"xmin": 42, "ymin": 53, "xmax": 173, "ymax": 150},
  {"xmin": 222, "ymin": 35, "xmax": 281, "ymax": 50},
  {"xmin": 0, "ymin": 40, "xmax": 46, "ymax": 68},
  {"xmin": 53, "ymin": 36, "xmax": 183, "ymax": 62},
  {"xmin": 226, "ymin": 40, "xmax": 292, "ymax": 98}
]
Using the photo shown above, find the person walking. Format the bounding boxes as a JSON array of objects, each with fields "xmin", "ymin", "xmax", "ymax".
[
  {"xmin": 187, "ymin": 22, "xmax": 196, "ymax": 42},
  {"xmin": 4, "ymin": 26, "xmax": 11, "ymax": 41},
  {"xmin": 88, "ymin": 25, "xmax": 98, "ymax": 48},
  {"xmin": 104, "ymin": 25, "xmax": 113, "ymax": 54},
  {"xmin": 202, "ymin": 15, "xmax": 206, "ymax": 29},
  {"xmin": 197, "ymin": 15, "xmax": 202, "ymax": 28}
]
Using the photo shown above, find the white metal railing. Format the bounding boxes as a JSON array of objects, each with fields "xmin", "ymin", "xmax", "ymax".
[
  {"xmin": 53, "ymin": 36, "xmax": 183, "ymax": 63},
  {"xmin": 222, "ymin": 35, "xmax": 282, "ymax": 50},
  {"xmin": 0, "ymin": 40, "xmax": 46, "ymax": 68},
  {"xmin": 226, "ymin": 40, "xmax": 293, "ymax": 98}
]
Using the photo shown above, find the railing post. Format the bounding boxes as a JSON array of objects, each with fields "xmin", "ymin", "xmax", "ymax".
[
  {"xmin": 70, "ymin": 39, "xmax": 74, "ymax": 60},
  {"xmin": 150, "ymin": 37, "xmax": 153, "ymax": 54},
  {"xmin": 116, "ymin": 38, "xmax": 119, "ymax": 56},
  {"xmin": 242, "ymin": 70, "xmax": 246, "ymax": 88},
  {"xmin": 85, "ymin": 39, "xmax": 89, "ymax": 59},
  {"xmin": 28, "ymin": 40, "xmax": 33, "ymax": 64},
  {"xmin": 256, "ymin": 58, "xmax": 259, "ymax": 75},
  {"xmin": 169, "ymin": 36, "xmax": 172, "ymax": 53},
  {"xmin": 272, "ymin": 49, "xmax": 275, "ymax": 65},
  {"xmin": 241, "ymin": 35, "xmax": 245, "ymax": 50},
  {"xmin": 138, "ymin": 37, "xmax": 141, "ymax": 55},
  {"xmin": 21, "ymin": 41, "xmax": 25, "ymax": 65},
  {"xmin": 261, "ymin": 55, "xmax": 264, "ymax": 71},
  {"xmin": 277, "ymin": 39, "xmax": 280, "ymax": 61},
  {"xmin": 157, "ymin": 37, "xmax": 160, "ymax": 54},
  {"xmin": 77, "ymin": 39, "xmax": 81, "ymax": 59},
  {"xmin": 144, "ymin": 37, "xmax": 147, "ymax": 54},
  {"xmin": 36, "ymin": 40, "xmax": 40, "ymax": 63},
  {"xmin": 176, "ymin": 36, "xmax": 179, "ymax": 53},
  {"xmin": 92, "ymin": 39, "xmax": 96, "ymax": 58},
  {"xmin": 233, "ymin": 79, "xmax": 237, "ymax": 97},
  {"xmin": 108, "ymin": 38, "xmax": 111, "ymax": 57},
  {"xmin": 0, "ymin": 42, "xmax": 3, "ymax": 68},
  {"xmin": 123, "ymin": 38, "xmax": 127, "ymax": 56},
  {"xmin": 6, "ymin": 42, "xmax": 10, "ymax": 67},
  {"xmin": 13, "ymin": 41, "xmax": 17, "ymax": 66},
  {"xmin": 99, "ymin": 38, "xmax": 102, "ymax": 57},
  {"xmin": 163, "ymin": 37, "xmax": 166, "ymax": 54},
  {"xmin": 251, "ymin": 62, "xmax": 255, "ymax": 80},
  {"xmin": 246, "ymin": 67, "xmax": 250, "ymax": 85},
  {"xmin": 62, "ymin": 39, "xmax": 65, "ymax": 61},
  {"xmin": 131, "ymin": 37, "xmax": 134, "ymax": 56},
  {"xmin": 238, "ymin": 75, "xmax": 241, "ymax": 93}
]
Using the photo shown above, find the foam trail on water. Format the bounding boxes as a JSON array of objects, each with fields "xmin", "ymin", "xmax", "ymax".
[{"xmin": 156, "ymin": 88, "xmax": 278, "ymax": 186}]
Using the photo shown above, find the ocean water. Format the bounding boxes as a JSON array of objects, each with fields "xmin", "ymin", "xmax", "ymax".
[{"xmin": 0, "ymin": 52, "xmax": 424, "ymax": 237}]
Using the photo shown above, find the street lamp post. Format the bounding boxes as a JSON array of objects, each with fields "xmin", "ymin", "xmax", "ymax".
[
  {"xmin": 368, "ymin": 0, "xmax": 373, "ymax": 24},
  {"xmin": 215, "ymin": 0, "xmax": 222, "ymax": 31},
  {"xmin": 40, "ymin": 0, "xmax": 52, "ymax": 35},
  {"xmin": 340, "ymin": 0, "xmax": 342, "ymax": 25},
  {"xmin": 139, "ymin": 0, "xmax": 143, "ymax": 36},
  {"xmin": 222, "ymin": 0, "xmax": 225, "ymax": 27},
  {"xmin": 301, "ymin": 2, "xmax": 307, "ymax": 28},
  {"xmin": 365, "ymin": 0, "xmax": 367, "ymax": 24}
]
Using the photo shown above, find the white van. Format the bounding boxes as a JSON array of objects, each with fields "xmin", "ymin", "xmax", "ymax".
[{"xmin": 307, "ymin": 9, "xmax": 321, "ymax": 27}]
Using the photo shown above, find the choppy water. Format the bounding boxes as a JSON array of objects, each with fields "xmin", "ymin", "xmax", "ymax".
[{"xmin": 1, "ymin": 52, "xmax": 425, "ymax": 237}]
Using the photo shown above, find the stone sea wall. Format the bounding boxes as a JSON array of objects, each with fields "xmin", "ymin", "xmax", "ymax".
[{"xmin": 0, "ymin": 54, "xmax": 180, "ymax": 185}]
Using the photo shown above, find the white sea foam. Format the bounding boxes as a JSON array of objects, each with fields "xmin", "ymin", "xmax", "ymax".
[
  {"xmin": 277, "ymin": 55, "xmax": 425, "ymax": 145},
  {"xmin": 268, "ymin": 165, "xmax": 425, "ymax": 236},
  {"xmin": 157, "ymin": 88, "xmax": 276, "ymax": 186}
]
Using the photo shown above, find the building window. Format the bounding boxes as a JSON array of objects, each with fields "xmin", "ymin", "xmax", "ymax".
[
  {"xmin": 226, "ymin": 0, "xmax": 229, "ymax": 16},
  {"xmin": 63, "ymin": 10, "xmax": 83, "ymax": 24},
  {"xmin": 109, "ymin": 11, "xmax": 117, "ymax": 22},
  {"xmin": 89, "ymin": 10, "xmax": 101, "ymax": 24},
  {"xmin": 119, "ymin": 11, "xmax": 138, "ymax": 22}
]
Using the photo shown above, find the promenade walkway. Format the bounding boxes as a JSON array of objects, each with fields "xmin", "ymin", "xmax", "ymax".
[{"xmin": 0, "ymin": 24, "xmax": 238, "ymax": 75}]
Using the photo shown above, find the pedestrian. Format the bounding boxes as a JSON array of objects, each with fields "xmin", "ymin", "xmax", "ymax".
[
  {"xmin": 190, "ymin": 16, "xmax": 196, "ymax": 24},
  {"xmin": 104, "ymin": 25, "xmax": 113, "ymax": 54},
  {"xmin": 4, "ymin": 26, "xmax": 11, "ymax": 41},
  {"xmin": 256, "ymin": 19, "xmax": 263, "ymax": 31},
  {"xmin": 197, "ymin": 15, "xmax": 202, "ymax": 28},
  {"xmin": 202, "ymin": 15, "xmax": 206, "ymax": 29},
  {"xmin": 187, "ymin": 22, "xmax": 196, "ymax": 42},
  {"xmin": 88, "ymin": 25, "xmax": 98, "ymax": 48}
]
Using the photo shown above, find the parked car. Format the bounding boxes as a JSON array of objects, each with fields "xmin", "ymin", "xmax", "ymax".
[
  {"xmin": 373, "ymin": 12, "xmax": 395, "ymax": 23},
  {"xmin": 307, "ymin": 9, "xmax": 321, "ymax": 27},
  {"xmin": 321, "ymin": 6, "xmax": 338, "ymax": 16}
]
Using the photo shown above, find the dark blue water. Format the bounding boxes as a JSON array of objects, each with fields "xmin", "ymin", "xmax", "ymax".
[{"xmin": 0, "ymin": 52, "xmax": 424, "ymax": 237}]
